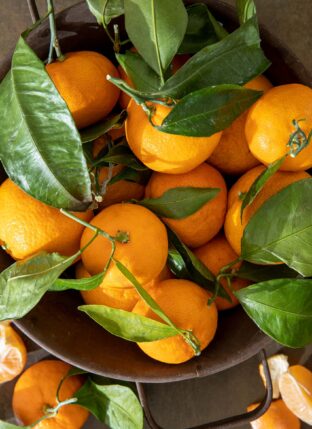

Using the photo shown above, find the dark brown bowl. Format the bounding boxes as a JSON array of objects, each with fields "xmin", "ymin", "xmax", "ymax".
[{"xmin": 1, "ymin": 0, "xmax": 311, "ymax": 383}]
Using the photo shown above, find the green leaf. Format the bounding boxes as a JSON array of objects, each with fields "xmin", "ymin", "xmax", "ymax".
[
  {"xmin": 178, "ymin": 4, "xmax": 226, "ymax": 54},
  {"xmin": 242, "ymin": 179, "xmax": 312, "ymax": 276},
  {"xmin": 137, "ymin": 187, "xmax": 219, "ymax": 219},
  {"xmin": 0, "ymin": 251, "xmax": 77, "ymax": 321},
  {"xmin": 86, "ymin": 0, "xmax": 124, "ymax": 25},
  {"xmin": 75, "ymin": 379, "xmax": 143, "ymax": 429},
  {"xmin": 159, "ymin": 85, "xmax": 262, "ymax": 137},
  {"xmin": 236, "ymin": 0, "xmax": 256, "ymax": 25},
  {"xmin": 116, "ymin": 52, "xmax": 161, "ymax": 91},
  {"xmin": 240, "ymin": 155, "xmax": 286, "ymax": 220},
  {"xmin": 206, "ymin": 9, "xmax": 229, "ymax": 40},
  {"xmin": 236, "ymin": 279, "xmax": 312, "ymax": 347},
  {"xmin": 93, "ymin": 144, "xmax": 147, "ymax": 171},
  {"xmin": 49, "ymin": 272, "xmax": 104, "ymax": 292},
  {"xmin": 80, "ymin": 111, "xmax": 127, "ymax": 144},
  {"xmin": 0, "ymin": 37, "xmax": 92, "ymax": 210},
  {"xmin": 160, "ymin": 17, "xmax": 270, "ymax": 99},
  {"xmin": 124, "ymin": 0, "xmax": 188, "ymax": 79},
  {"xmin": 79, "ymin": 304, "xmax": 177, "ymax": 342},
  {"xmin": 108, "ymin": 167, "xmax": 151, "ymax": 186},
  {"xmin": 0, "ymin": 422, "xmax": 30, "ymax": 429},
  {"xmin": 236, "ymin": 262, "xmax": 300, "ymax": 283}
]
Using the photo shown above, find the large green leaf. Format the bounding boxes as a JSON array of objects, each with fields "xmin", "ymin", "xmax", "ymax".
[
  {"xmin": 236, "ymin": 262, "xmax": 300, "ymax": 283},
  {"xmin": 0, "ymin": 38, "xmax": 92, "ymax": 210},
  {"xmin": 159, "ymin": 85, "xmax": 262, "ymax": 136},
  {"xmin": 124, "ymin": 0, "xmax": 188, "ymax": 79},
  {"xmin": 137, "ymin": 187, "xmax": 219, "ymax": 219},
  {"xmin": 0, "ymin": 251, "xmax": 77, "ymax": 321},
  {"xmin": 242, "ymin": 179, "xmax": 312, "ymax": 276},
  {"xmin": 86, "ymin": 0, "xmax": 124, "ymax": 25},
  {"xmin": 79, "ymin": 304, "xmax": 177, "ymax": 342},
  {"xmin": 236, "ymin": 279, "xmax": 312, "ymax": 347},
  {"xmin": 160, "ymin": 17, "xmax": 270, "ymax": 99},
  {"xmin": 75, "ymin": 379, "xmax": 143, "ymax": 429}
]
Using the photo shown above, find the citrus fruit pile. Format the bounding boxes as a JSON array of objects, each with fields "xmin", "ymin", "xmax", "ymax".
[{"xmin": 0, "ymin": 0, "xmax": 311, "ymax": 372}]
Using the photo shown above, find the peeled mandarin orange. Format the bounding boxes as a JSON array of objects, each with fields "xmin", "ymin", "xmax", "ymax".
[
  {"xmin": 0, "ymin": 179, "xmax": 93, "ymax": 260},
  {"xmin": 247, "ymin": 400, "xmax": 300, "ymax": 429},
  {"xmin": 246, "ymin": 83, "xmax": 312, "ymax": 171},
  {"xmin": 126, "ymin": 100, "xmax": 222, "ymax": 174},
  {"xmin": 145, "ymin": 163, "xmax": 227, "ymax": 247},
  {"xmin": 46, "ymin": 51, "xmax": 120, "ymax": 129},
  {"xmin": 224, "ymin": 165, "xmax": 310, "ymax": 255},
  {"xmin": 80, "ymin": 203, "xmax": 168, "ymax": 287},
  {"xmin": 0, "ymin": 323, "xmax": 27, "ymax": 384},
  {"xmin": 194, "ymin": 234, "xmax": 250, "ymax": 310},
  {"xmin": 132, "ymin": 279, "xmax": 218, "ymax": 364}
]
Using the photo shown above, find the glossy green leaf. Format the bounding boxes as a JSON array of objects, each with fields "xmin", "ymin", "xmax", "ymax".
[
  {"xmin": 0, "ymin": 37, "xmax": 92, "ymax": 210},
  {"xmin": 236, "ymin": 262, "xmax": 300, "ymax": 283},
  {"xmin": 50, "ymin": 272, "xmax": 104, "ymax": 292},
  {"xmin": 242, "ymin": 179, "xmax": 312, "ymax": 276},
  {"xmin": 159, "ymin": 85, "xmax": 262, "ymax": 137},
  {"xmin": 178, "ymin": 4, "xmax": 226, "ymax": 54},
  {"xmin": 80, "ymin": 111, "xmax": 127, "ymax": 144},
  {"xmin": 79, "ymin": 304, "xmax": 177, "ymax": 342},
  {"xmin": 137, "ymin": 187, "xmax": 219, "ymax": 219},
  {"xmin": 206, "ymin": 9, "xmax": 229, "ymax": 40},
  {"xmin": 86, "ymin": 0, "xmax": 124, "ymax": 25},
  {"xmin": 240, "ymin": 155, "xmax": 286, "ymax": 219},
  {"xmin": 75, "ymin": 379, "xmax": 143, "ymax": 429},
  {"xmin": 124, "ymin": 0, "xmax": 188, "ymax": 79},
  {"xmin": 0, "ymin": 251, "xmax": 77, "ymax": 321},
  {"xmin": 116, "ymin": 52, "xmax": 161, "ymax": 91},
  {"xmin": 160, "ymin": 17, "xmax": 270, "ymax": 99},
  {"xmin": 236, "ymin": 0, "xmax": 256, "ymax": 24},
  {"xmin": 236, "ymin": 279, "xmax": 312, "ymax": 347},
  {"xmin": 0, "ymin": 422, "xmax": 29, "ymax": 429},
  {"xmin": 109, "ymin": 167, "xmax": 151, "ymax": 186},
  {"xmin": 93, "ymin": 144, "xmax": 147, "ymax": 171}
]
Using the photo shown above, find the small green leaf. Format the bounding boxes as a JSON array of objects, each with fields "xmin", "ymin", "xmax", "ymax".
[
  {"xmin": 240, "ymin": 155, "xmax": 286, "ymax": 220},
  {"xmin": 116, "ymin": 52, "xmax": 161, "ymax": 91},
  {"xmin": 0, "ymin": 37, "xmax": 92, "ymax": 210},
  {"xmin": 79, "ymin": 304, "xmax": 177, "ymax": 342},
  {"xmin": 109, "ymin": 167, "xmax": 151, "ymax": 186},
  {"xmin": 86, "ymin": 0, "xmax": 124, "ymax": 25},
  {"xmin": 236, "ymin": 0, "xmax": 256, "ymax": 25},
  {"xmin": 236, "ymin": 262, "xmax": 300, "ymax": 283},
  {"xmin": 80, "ymin": 111, "xmax": 127, "ymax": 144},
  {"xmin": 124, "ymin": 0, "xmax": 188, "ymax": 79},
  {"xmin": 136, "ymin": 187, "xmax": 219, "ymax": 219},
  {"xmin": 0, "ymin": 252, "xmax": 77, "ymax": 321},
  {"xmin": 236, "ymin": 279, "xmax": 312, "ymax": 347},
  {"xmin": 242, "ymin": 179, "xmax": 312, "ymax": 276},
  {"xmin": 159, "ymin": 85, "xmax": 262, "ymax": 137},
  {"xmin": 0, "ymin": 422, "xmax": 29, "ymax": 429},
  {"xmin": 75, "ymin": 379, "xmax": 143, "ymax": 429},
  {"xmin": 93, "ymin": 144, "xmax": 147, "ymax": 171},
  {"xmin": 50, "ymin": 272, "xmax": 104, "ymax": 292}
]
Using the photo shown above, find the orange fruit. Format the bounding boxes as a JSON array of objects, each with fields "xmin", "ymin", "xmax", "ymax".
[
  {"xmin": 133, "ymin": 279, "xmax": 217, "ymax": 364},
  {"xmin": 46, "ymin": 51, "xmax": 120, "ymax": 129},
  {"xmin": 224, "ymin": 165, "xmax": 310, "ymax": 255},
  {"xmin": 145, "ymin": 163, "xmax": 227, "ymax": 247},
  {"xmin": 194, "ymin": 234, "xmax": 250, "ymax": 310},
  {"xmin": 126, "ymin": 100, "xmax": 222, "ymax": 174},
  {"xmin": 80, "ymin": 203, "xmax": 168, "ymax": 287},
  {"xmin": 247, "ymin": 399, "xmax": 300, "ymax": 429},
  {"xmin": 0, "ymin": 179, "xmax": 93, "ymax": 260},
  {"xmin": 279, "ymin": 365, "xmax": 312, "ymax": 424},
  {"xmin": 209, "ymin": 75, "xmax": 272, "ymax": 175},
  {"xmin": 246, "ymin": 83, "xmax": 312, "ymax": 171},
  {"xmin": 12, "ymin": 360, "xmax": 88, "ymax": 429},
  {"xmin": 76, "ymin": 263, "xmax": 172, "ymax": 311},
  {"xmin": 0, "ymin": 323, "xmax": 27, "ymax": 384}
]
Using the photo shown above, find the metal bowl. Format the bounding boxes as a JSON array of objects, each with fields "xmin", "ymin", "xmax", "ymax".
[{"xmin": 1, "ymin": 0, "xmax": 311, "ymax": 383}]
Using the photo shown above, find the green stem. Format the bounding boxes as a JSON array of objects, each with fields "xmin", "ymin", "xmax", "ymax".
[
  {"xmin": 30, "ymin": 398, "xmax": 77, "ymax": 427},
  {"xmin": 47, "ymin": 0, "xmax": 64, "ymax": 63},
  {"xmin": 287, "ymin": 119, "xmax": 312, "ymax": 158}
]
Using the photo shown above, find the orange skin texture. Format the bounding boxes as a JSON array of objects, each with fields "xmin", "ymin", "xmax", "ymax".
[
  {"xmin": 80, "ymin": 203, "xmax": 168, "ymax": 287},
  {"xmin": 0, "ymin": 324, "xmax": 27, "ymax": 384},
  {"xmin": 132, "ymin": 279, "xmax": 218, "ymax": 364},
  {"xmin": 194, "ymin": 234, "xmax": 250, "ymax": 310},
  {"xmin": 126, "ymin": 100, "xmax": 222, "ymax": 174},
  {"xmin": 209, "ymin": 75, "xmax": 273, "ymax": 175},
  {"xmin": 247, "ymin": 400, "xmax": 300, "ymax": 429},
  {"xmin": 224, "ymin": 165, "xmax": 310, "ymax": 255},
  {"xmin": 246, "ymin": 83, "xmax": 312, "ymax": 171},
  {"xmin": 46, "ymin": 51, "xmax": 120, "ymax": 129},
  {"xmin": 12, "ymin": 360, "xmax": 89, "ymax": 429},
  {"xmin": 0, "ymin": 179, "xmax": 93, "ymax": 260},
  {"xmin": 76, "ymin": 263, "xmax": 172, "ymax": 311},
  {"xmin": 145, "ymin": 163, "xmax": 227, "ymax": 247}
]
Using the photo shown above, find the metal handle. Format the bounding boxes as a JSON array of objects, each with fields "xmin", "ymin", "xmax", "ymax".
[
  {"xmin": 136, "ymin": 349, "xmax": 273, "ymax": 429},
  {"xmin": 27, "ymin": 0, "xmax": 40, "ymax": 23}
]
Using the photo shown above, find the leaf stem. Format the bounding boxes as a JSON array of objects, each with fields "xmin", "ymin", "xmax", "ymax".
[
  {"xmin": 47, "ymin": 0, "xmax": 64, "ymax": 63},
  {"xmin": 287, "ymin": 119, "xmax": 312, "ymax": 158}
]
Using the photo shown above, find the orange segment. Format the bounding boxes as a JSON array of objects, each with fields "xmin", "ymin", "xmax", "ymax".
[
  {"xmin": 0, "ymin": 323, "xmax": 27, "ymax": 384},
  {"xmin": 247, "ymin": 399, "xmax": 300, "ymax": 429}
]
